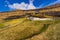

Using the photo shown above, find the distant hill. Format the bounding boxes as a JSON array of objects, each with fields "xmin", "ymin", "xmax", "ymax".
[{"xmin": 0, "ymin": 4, "xmax": 60, "ymax": 19}]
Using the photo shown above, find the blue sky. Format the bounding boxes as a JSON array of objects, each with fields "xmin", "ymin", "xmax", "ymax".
[{"xmin": 0, "ymin": 0, "xmax": 60, "ymax": 12}]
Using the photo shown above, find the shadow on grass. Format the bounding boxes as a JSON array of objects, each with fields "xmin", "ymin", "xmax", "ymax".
[
  {"xmin": 3, "ymin": 15, "xmax": 25, "ymax": 20},
  {"xmin": 16, "ymin": 24, "xmax": 50, "ymax": 40},
  {"xmin": 40, "ymin": 24, "xmax": 50, "ymax": 33}
]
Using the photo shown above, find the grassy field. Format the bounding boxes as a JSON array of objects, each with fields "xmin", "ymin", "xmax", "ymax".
[{"xmin": 0, "ymin": 17, "xmax": 60, "ymax": 40}]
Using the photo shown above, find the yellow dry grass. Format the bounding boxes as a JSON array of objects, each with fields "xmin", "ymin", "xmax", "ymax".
[{"xmin": 0, "ymin": 18, "xmax": 60, "ymax": 40}]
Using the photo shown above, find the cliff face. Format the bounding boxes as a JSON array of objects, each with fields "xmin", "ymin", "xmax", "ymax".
[{"xmin": 0, "ymin": 4, "xmax": 60, "ymax": 19}]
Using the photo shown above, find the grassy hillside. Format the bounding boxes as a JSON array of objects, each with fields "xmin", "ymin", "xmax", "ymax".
[
  {"xmin": 0, "ymin": 4, "xmax": 60, "ymax": 40},
  {"xmin": 0, "ymin": 17, "xmax": 60, "ymax": 40}
]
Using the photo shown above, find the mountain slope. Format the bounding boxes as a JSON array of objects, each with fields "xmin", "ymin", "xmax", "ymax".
[
  {"xmin": 0, "ymin": 4, "xmax": 60, "ymax": 19},
  {"xmin": 0, "ymin": 4, "xmax": 60, "ymax": 40}
]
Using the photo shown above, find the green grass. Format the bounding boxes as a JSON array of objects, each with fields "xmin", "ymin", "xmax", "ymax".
[
  {"xmin": 0, "ymin": 18, "xmax": 26, "ymax": 29},
  {"xmin": 0, "ymin": 19, "xmax": 6, "ymax": 28},
  {"xmin": 24, "ymin": 20, "xmax": 60, "ymax": 40},
  {"xmin": 0, "ymin": 23, "xmax": 5, "ymax": 28},
  {"xmin": 0, "ymin": 18, "xmax": 60, "ymax": 40}
]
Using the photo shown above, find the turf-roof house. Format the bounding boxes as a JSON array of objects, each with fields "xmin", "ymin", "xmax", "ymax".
[{"xmin": 0, "ymin": 4, "xmax": 60, "ymax": 19}]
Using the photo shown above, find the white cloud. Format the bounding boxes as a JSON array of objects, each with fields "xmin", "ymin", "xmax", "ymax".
[
  {"xmin": 27, "ymin": 2, "xmax": 36, "ymax": 9},
  {"xmin": 7, "ymin": 0, "xmax": 36, "ymax": 10},
  {"xmin": 8, "ymin": 2, "xmax": 28, "ymax": 10}
]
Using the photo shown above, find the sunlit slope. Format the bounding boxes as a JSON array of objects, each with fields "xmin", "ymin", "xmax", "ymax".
[
  {"xmin": 0, "ymin": 18, "xmax": 54, "ymax": 40},
  {"xmin": 0, "ymin": 17, "xmax": 60, "ymax": 40},
  {"xmin": 25, "ymin": 23, "xmax": 60, "ymax": 40},
  {"xmin": 0, "ymin": 18, "xmax": 26, "ymax": 30},
  {"xmin": 25, "ymin": 19, "xmax": 60, "ymax": 40},
  {"xmin": 0, "ymin": 4, "xmax": 60, "ymax": 40}
]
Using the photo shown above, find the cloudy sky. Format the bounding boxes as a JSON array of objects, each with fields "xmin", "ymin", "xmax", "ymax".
[{"xmin": 0, "ymin": 0, "xmax": 60, "ymax": 12}]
